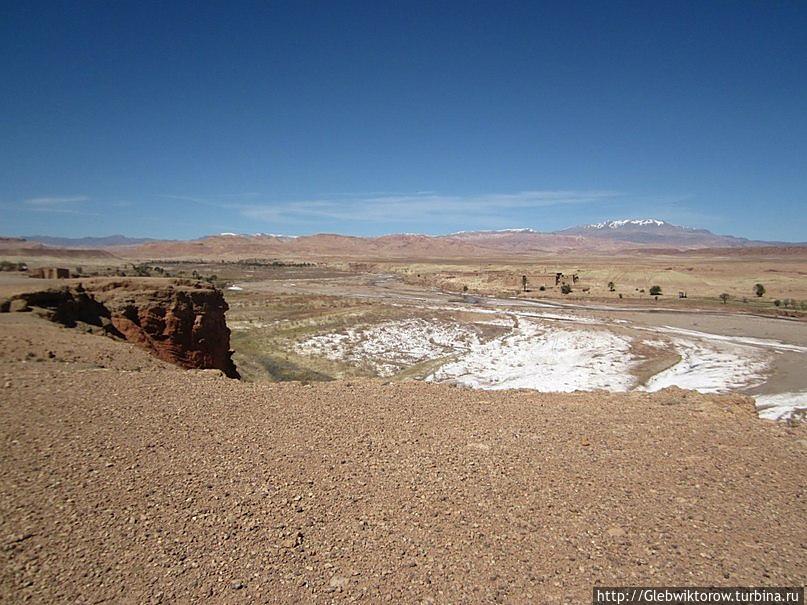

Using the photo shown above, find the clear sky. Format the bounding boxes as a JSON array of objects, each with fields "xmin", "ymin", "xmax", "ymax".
[{"xmin": 1, "ymin": 1, "xmax": 805, "ymax": 241}]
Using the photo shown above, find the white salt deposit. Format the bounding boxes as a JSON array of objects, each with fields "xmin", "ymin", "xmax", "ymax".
[
  {"xmin": 428, "ymin": 320, "xmax": 635, "ymax": 392},
  {"xmin": 754, "ymin": 391, "xmax": 807, "ymax": 422},
  {"xmin": 291, "ymin": 311, "xmax": 804, "ymax": 423},
  {"xmin": 650, "ymin": 326, "xmax": 807, "ymax": 353},
  {"xmin": 295, "ymin": 319, "xmax": 480, "ymax": 377},
  {"xmin": 642, "ymin": 338, "xmax": 768, "ymax": 393}
]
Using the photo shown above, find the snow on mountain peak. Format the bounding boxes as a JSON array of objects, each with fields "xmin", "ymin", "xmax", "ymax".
[{"xmin": 587, "ymin": 219, "xmax": 667, "ymax": 230}]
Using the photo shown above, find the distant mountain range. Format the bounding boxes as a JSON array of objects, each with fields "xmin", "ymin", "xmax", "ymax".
[
  {"xmin": 554, "ymin": 219, "xmax": 761, "ymax": 247},
  {"xmin": 9, "ymin": 220, "xmax": 802, "ymax": 260},
  {"xmin": 24, "ymin": 234, "xmax": 156, "ymax": 248}
]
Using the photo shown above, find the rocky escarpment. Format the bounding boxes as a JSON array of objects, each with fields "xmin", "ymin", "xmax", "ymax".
[{"xmin": 0, "ymin": 278, "xmax": 239, "ymax": 378}]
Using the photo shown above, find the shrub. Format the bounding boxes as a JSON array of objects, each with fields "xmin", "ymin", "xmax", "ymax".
[
  {"xmin": 0, "ymin": 261, "xmax": 27, "ymax": 272},
  {"xmin": 561, "ymin": 284, "xmax": 572, "ymax": 295},
  {"xmin": 719, "ymin": 293, "xmax": 730, "ymax": 304},
  {"xmin": 774, "ymin": 299, "xmax": 781, "ymax": 307},
  {"xmin": 754, "ymin": 283, "xmax": 765, "ymax": 297},
  {"xmin": 607, "ymin": 281, "xmax": 615, "ymax": 292},
  {"xmin": 649, "ymin": 285, "xmax": 662, "ymax": 296},
  {"xmin": 538, "ymin": 285, "xmax": 546, "ymax": 291}
]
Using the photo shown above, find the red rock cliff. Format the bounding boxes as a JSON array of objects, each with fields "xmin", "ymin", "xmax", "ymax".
[{"xmin": 1, "ymin": 278, "xmax": 239, "ymax": 378}]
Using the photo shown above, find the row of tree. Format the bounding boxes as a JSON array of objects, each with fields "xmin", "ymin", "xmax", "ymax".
[{"xmin": 520, "ymin": 278, "xmax": 785, "ymax": 305}]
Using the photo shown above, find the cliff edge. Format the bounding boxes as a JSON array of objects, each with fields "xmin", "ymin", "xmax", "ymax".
[{"xmin": 0, "ymin": 277, "xmax": 239, "ymax": 378}]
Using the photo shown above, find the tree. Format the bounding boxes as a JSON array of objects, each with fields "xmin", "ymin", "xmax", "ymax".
[
  {"xmin": 561, "ymin": 284, "xmax": 572, "ymax": 295},
  {"xmin": 754, "ymin": 283, "xmax": 765, "ymax": 297},
  {"xmin": 521, "ymin": 275, "xmax": 528, "ymax": 292},
  {"xmin": 649, "ymin": 285, "xmax": 662, "ymax": 296},
  {"xmin": 607, "ymin": 281, "xmax": 615, "ymax": 292},
  {"xmin": 719, "ymin": 293, "xmax": 730, "ymax": 304}
]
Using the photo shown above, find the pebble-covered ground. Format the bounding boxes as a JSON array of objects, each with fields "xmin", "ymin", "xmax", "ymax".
[{"xmin": 1, "ymin": 314, "xmax": 805, "ymax": 604}]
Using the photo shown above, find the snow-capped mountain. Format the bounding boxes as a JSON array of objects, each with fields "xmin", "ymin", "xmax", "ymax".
[
  {"xmin": 18, "ymin": 219, "xmax": 794, "ymax": 260},
  {"xmin": 555, "ymin": 219, "xmax": 753, "ymax": 247},
  {"xmin": 584, "ymin": 219, "xmax": 669, "ymax": 230},
  {"xmin": 217, "ymin": 232, "xmax": 298, "ymax": 239}
]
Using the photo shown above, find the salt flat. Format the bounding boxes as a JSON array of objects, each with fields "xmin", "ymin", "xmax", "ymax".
[
  {"xmin": 642, "ymin": 338, "xmax": 768, "ymax": 393},
  {"xmin": 295, "ymin": 318, "xmax": 482, "ymax": 377},
  {"xmin": 428, "ymin": 320, "xmax": 635, "ymax": 392},
  {"xmin": 755, "ymin": 391, "xmax": 807, "ymax": 421},
  {"xmin": 226, "ymin": 269, "xmax": 807, "ymax": 421},
  {"xmin": 285, "ymin": 286, "xmax": 804, "ymax": 419},
  {"xmin": 297, "ymin": 316, "xmax": 779, "ymax": 404}
]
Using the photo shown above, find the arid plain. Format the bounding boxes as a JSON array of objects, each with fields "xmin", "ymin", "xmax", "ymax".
[
  {"xmin": 1, "ymin": 233, "xmax": 806, "ymax": 602},
  {"xmin": 3, "ymin": 234, "xmax": 807, "ymax": 413}
]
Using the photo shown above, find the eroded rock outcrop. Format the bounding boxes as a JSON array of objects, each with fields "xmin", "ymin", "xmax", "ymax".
[{"xmin": 0, "ymin": 278, "xmax": 239, "ymax": 378}]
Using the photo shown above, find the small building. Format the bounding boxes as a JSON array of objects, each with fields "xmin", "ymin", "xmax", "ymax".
[{"xmin": 29, "ymin": 267, "xmax": 71, "ymax": 279}]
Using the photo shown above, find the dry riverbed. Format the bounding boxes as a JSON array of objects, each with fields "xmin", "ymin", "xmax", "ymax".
[{"xmin": 227, "ymin": 272, "xmax": 807, "ymax": 422}]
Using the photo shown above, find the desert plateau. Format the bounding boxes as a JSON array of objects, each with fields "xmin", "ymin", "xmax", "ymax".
[
  {"xmin": 3, "ymin": 2, "xmax": 806, "ymax": 603},
  {"xmin": 2, "ymin": 225, "xmax": 807, "ymax": 602}
]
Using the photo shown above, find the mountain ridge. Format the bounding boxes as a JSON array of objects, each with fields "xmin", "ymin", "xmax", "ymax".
[
  {"xmin": 9, "ymin": 219, "xmax": 804, "ymax": 260},
  {"xmin": 554, "ymin": 218, "xmax": 762, "ymax": 248},
  {"xmin": 24, "ymin": 234, "xmax": 157, "ymax": 248}
]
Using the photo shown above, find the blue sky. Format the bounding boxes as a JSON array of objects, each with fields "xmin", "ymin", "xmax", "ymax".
[{"xmin": 1, "ymin": 1, "xmax": 805, "ymax": 241}]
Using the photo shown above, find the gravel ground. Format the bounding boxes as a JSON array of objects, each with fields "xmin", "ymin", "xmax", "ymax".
[{"xmin": 1, "ymin": 314, "xmax": 805, "ymax": 604}]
